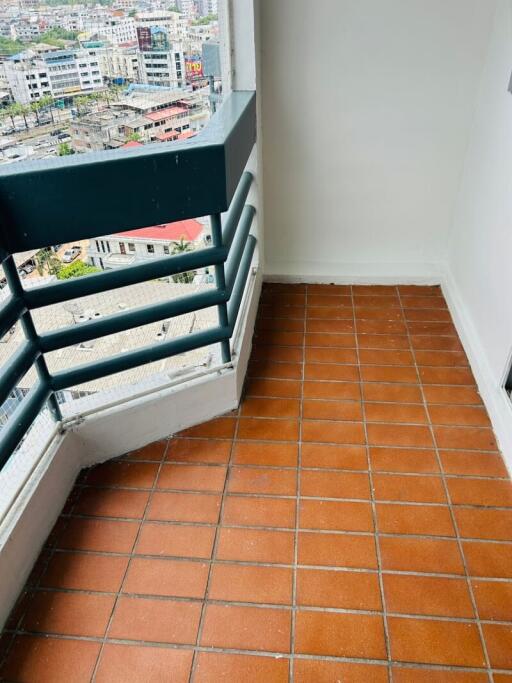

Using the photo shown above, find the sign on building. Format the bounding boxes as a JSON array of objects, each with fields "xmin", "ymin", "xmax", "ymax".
[{"xmin": 185, "ymin": 55, "xmax": 203, "ymax": 82}]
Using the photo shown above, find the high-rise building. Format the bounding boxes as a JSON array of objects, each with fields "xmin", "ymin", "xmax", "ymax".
[{"xmin": 196, "ymin": 0, "xmax": 217, "ymax": 17}]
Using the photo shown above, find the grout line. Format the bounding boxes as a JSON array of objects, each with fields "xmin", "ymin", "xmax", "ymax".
[
  {"xmin": 187, "ymin": 400, "xmax": 241, "ymax": 683},
  {"xmin": 3, "ymin": 285, "xmax": 512, "ymax": 681},
  {"xmin": 397, "ymin": 287, "xmax": 494, "ymax": 683},
  {"xmin": 89, "ymin": 439, "xmax": 170, "ymax": 682},
  {"xmin": 353, "ymin": 283, "xmax": 394, "ymax": 683},
  {"xmin": 289, "ymin": 284, "xmax": 307, "ymax": 679}
]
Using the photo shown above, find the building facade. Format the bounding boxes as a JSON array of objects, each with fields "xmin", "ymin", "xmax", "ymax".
[
  {"xmin": 4, "ymin": 47, "xmax": 104, "ymax": 104},
  {"xmin": 87, "ymin": 220, "xmax": 204, "ymax": 270}
]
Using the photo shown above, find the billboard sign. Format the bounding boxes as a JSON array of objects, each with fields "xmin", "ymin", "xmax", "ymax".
[
  {"xmin": 137, "ymin": 26, "xmax": 168, "ymax": 51},
  {"xmin": 185, "ymin": 55, "xmax": 203, "ymax": 82},
  {"xmin": 136, "ymin": 26, "xmax": 151, "ymax": 51}
]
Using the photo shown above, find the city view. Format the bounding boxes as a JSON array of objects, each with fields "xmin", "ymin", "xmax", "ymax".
[{"xmin": 0, "ymin": 0, "xmax": 222, "ymax": 425}]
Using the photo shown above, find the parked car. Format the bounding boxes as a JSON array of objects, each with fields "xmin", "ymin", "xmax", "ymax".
[
  {"xmin": 57, "ymin": 133, "xmax": 71, "ymax": 141},
  {"xmin": 19, "ymin": 263, "xmax": 35, "ymax": 275},
  {"xmin": 50, "ymin": 129, "xmax": 63, "ymax": 137},
  {"xmin": 62, "ymin": 246, "xmax": 81, "ymax": 263}
]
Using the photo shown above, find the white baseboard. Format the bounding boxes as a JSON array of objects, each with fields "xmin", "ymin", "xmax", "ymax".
[
  {"xmin": 264, "ymin": 263, "xmax": 512, "ymax": 471},
  {"xmin": 264, "ymin": 260, "xmax": 445, "ymax": 284},
  {"xmin": 442, "ymin": 270, "xmax": 512, "ymax": 473}
]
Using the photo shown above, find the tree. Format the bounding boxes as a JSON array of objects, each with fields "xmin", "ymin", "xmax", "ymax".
[
  {"xmin": 39, "ymin": 95, "xmax": 55, "ymax": 124},
  {"xmin": 126, "ymin": 132, "xmax": 141, "ymax": 142},
  {"xmin": 35, "ymin": 248, "xmax": 61, "ymax": 277},
  {"xmin": 56, "ymin": 260, "xmax": 100, "ymax": 280},
  {"xmin": 0, "ymin": 37, "xmax": 24, "ymax": 56},
  {"xmin": 58, "ymin": 142, "xmax": 74, "ymax": 156},
  {"xmin": 30, "ymin": 99, "xmax": 42, "ymax": 125},
  {"xmin": 37, "ymin": 28, "xmax": 79, "ymax": 45},
  {"xmin": 171, "ymin": 239, "xmax": 196, "ymax": 284}
]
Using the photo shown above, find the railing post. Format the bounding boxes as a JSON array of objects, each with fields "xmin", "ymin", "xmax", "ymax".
[
  {"xmin": 210, "ymin": 213, "xmax": 231, "ymax": 363},
  {"xmin": 2, "ymin": 256, "xmax": 62, "ymax": 422}
]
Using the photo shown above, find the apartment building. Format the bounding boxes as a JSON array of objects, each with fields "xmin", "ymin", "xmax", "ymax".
[
  {"xmin": 196, "ymin": 0, "xmax": 218, "ymax": 16},
  {"xmin": 94, "ymin": 43, "xmax": 139, "ymax": 84},
  {"xmin": 4, "ymin": 47, "xmax": 104, "ymax": 104},
  {"xmin": 87, "ymin": 220, "xmax": 204, "ymax": 270},
  {"xmin": 10, "ymin": 18, "xmax": 41, "ymax": 42},
  {"xmin": 86, "ymin": 16, "xmax": 138, "ymax": 46}
]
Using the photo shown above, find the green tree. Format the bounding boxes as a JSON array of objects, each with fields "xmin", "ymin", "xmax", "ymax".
[
  {"xmin": 56, "ymin": 260, "xmax": 100, "ymax": 280},
  {"xmin": 35, "ymin": 248, "xmax": 61, "ymax": 277},
  {"xmin": 126, "ymin": 131, "xmax": 141, "ymax": 142},
  {"xmin": 171, "ymin": 239, "xmax": 196, "ymax": 284},
  {"xmin": 0, "ymin": 37, "xmax": 24, "ymax": 55},
  {"xmin": 30, "ymin": 99, "xmax": 42, "ymax": 125},
  {"xmin": 5, "ymin": 102, "xmax": 29, "ymax": 129},
  {"xmin": 39, "ymin": 94, "xmax": 55, "ymax": 124},
  {"xmin": 37, "ymin": 27, "xmax": 79, "ymax": 45},
  {"xmin": 192, "ymin": 13, "xmax": 218, "ymax": 25},
  {"xmin": 58, "ymin": 142, "xmax": 74, "ymax": 156}
]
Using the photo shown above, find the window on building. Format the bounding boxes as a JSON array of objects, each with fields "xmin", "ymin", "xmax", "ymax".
[
  {"xmin": 147, "ymin": 244, "xmax": 154, "ymax": 253},
  {"xmin": 95, "ymin": 240, "xmax": 100, "ymax": 251},
  {"xmin": 163, "ymin": 245, "xmax": 169, "ymax": 255},
  {"xmin": 128, "ymin": 243, "xmax": 135, "ymax": 252},
  {"xmin": 506, "ymin": 358, "xmax": 512, "ymax": 400},
  {"xmin": 100, "ymin": 240, "xmax": 106, "ymax": 253}
]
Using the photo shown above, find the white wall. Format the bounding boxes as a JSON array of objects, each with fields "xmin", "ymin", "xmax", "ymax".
[
  {"xmin": 259, "ymin": 0, "xmax": 497, "ymax": 281},
  {"xmin": 446, "ymin": 0, "xmax": 512, "ymax": 466}
]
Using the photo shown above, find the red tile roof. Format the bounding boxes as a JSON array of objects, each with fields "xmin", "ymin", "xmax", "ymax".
[
  {"xmin": 115, "ymin": 220, "xmax": 203, "ymax": 242},
  {"xmin": 122, "ymin": 140, "xmax": 143, "ymax": 148},
  {"xmin": 155, "ymin": 130, "xmax": 179, "ymax": 141},
  {"xmin": 145, "ymin": 106, "xmax": 188, "ymax": 122}
]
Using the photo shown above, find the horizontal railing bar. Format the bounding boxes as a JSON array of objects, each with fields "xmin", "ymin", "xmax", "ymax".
[
  {"xmin": 228, "ymin": 235, "xmax": 257, "ymax": 332},
  {"xmin": 24, "ymin": 247, "xmax": 228, "ymax": 309},
  {"xmin": 39, "ymin": 288, "xmax": 225, "ymax": 353},
  {"xmin": 225, "ymin": 204, "xmax": 256, "ymax": 293},
  {"xmin": 0, "ymin": 295, "xmax": 25, "ymax": 339},
  {"xmin": 0, "ymin": 382, "xmax": 50, "ymax": 470},
  {"xmin": 0, "ymin": 92, "xmax": 256, "ymax": 253},
  {"xmin": 222, "ymin": 171, "xmax": 253, "ymax": 249},
  {"xmin": 51, "ymin": 325, "xmax": 230, "ymax": 392},
  {"xmin": 0, "ymin": 340, "xmax": 39, "ymax": 409}
]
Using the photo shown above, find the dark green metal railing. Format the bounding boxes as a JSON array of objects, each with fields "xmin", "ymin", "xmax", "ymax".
[{"xmin": 0, "ymin": 90, "xmax": 257, "ymax": 469}]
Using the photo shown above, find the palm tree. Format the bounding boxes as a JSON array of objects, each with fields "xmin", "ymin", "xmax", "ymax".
[
  {"xmin": 35, "ymin": 248, "xmax": 61, "ymax": 277},
  {"xmin": 39, "ymin": 95, "xmax": 55, "ymax": 125},
  {"xmin": 15, "ymin": 103, "xmax": 29, "ymax": 130},
  {"xmin": 30, "ymin": 100, "xmax": 42, "ymax": 125},
  {"xmin": 171, "ymin": 238, "xmax": 196, "ymax": 284},
  {"xmin": 4, "ymin": 103, "xmax": 19, "ymax": 128}
]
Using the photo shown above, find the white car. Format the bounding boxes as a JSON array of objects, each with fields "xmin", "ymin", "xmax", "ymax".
[{"xmin": 62, "ymin": 246, "xmax": 81, "ymax": 263}]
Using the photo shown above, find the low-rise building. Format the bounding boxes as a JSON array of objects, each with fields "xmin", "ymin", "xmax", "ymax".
[
  {"xmin": 69, "ymin": 108, "xmax": 136, "ymax": 152},
  {"xmin": 87, "ymin": 220, "xmax": 204, "ymax": 270}
]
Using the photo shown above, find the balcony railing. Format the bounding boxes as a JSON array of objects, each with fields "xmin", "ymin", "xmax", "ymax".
[{"xmin": 0, "ymin": 90, "xmax": 257, "ymax": 469}]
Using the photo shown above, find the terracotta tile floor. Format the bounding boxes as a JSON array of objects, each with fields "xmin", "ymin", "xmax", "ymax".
[{"xmin": 1, "ymin": 283, "xmax": 512, "ymax": 682}]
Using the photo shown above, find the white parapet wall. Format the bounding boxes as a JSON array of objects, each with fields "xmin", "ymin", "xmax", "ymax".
[{"xmin": 0, "ymin": 261, "xmax": 262, "ymax": 629}]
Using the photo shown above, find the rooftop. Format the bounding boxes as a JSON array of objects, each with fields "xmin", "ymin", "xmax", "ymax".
[{"xmin": 115, "ymin": 220, "xmax": 203, "ymax": 243}]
